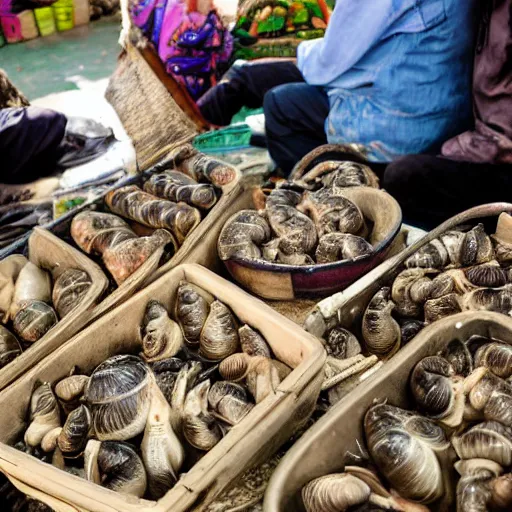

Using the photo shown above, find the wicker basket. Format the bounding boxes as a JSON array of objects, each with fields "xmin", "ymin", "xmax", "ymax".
[{"xmin": 0, "ymin": 263, "xmax": 325, "ymax": 512}]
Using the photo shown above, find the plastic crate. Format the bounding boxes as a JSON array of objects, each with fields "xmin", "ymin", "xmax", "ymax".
[
  {"xmin": 193, "ymin": 124, "xmax": 253, "ymax": 153},
  {"xmin": 34, "ymin": 7, "xmax": 56, "ymax": 36}
]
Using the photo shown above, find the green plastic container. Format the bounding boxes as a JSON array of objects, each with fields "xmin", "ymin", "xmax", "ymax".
[
  {"xmin": 34, "ymin": 7, "xmax": 56, "ymax": 36},
  {"xmin": 193, "ymin": 124, "xmax": 253, "ymax": 153},
  {"xmin": 52, "ymin": 0, "xmax": 74, "ymax": 31}
]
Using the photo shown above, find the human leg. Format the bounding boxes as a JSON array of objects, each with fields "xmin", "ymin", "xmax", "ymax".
[
  {"xmin": 197, "ymin": 61, "xmax": 304, "ymax": 126},
  {"xmin": 0, "ymin": 106, "xmax": 67, "ymax": 183},
  {"xmin": 383, "ymin": 154, "xmax": 512, "ymax": 229},
  {"xmin": 263, "ymin": 82, "xmax": 330, "ymax": 174}
]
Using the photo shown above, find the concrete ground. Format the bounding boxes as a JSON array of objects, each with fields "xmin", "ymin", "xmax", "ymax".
[{"xmin": 1, "ymin": 15, "xmax": 121, "ymax": 100}]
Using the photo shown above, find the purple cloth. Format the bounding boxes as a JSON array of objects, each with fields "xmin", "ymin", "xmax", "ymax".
[
  {"xmin": 0, "ymin": 106, "xmax": 67, "ymax": 183},
  {"xmin": 442, "ymin": 0, "xmax": 512, "ymax": 164}
]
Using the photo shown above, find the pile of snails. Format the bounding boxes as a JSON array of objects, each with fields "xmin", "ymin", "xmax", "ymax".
[
  {"xmin": 0, "ymin": 254, "xmax": 92, "ymax": 368},
  {"xmin": 302, "ymin": 333, "xmax": 512, "ymax": 512},
  {"xmin": 218, "ymin": 161, "xmax": 380, "ymax": 266},
  {"xmin": 15, "ymin": 281, "xmax": 290, "ymax": 500},
  {"xmin": 315, "ymin": 215, "xmax": 512, "ymax": 406},
  {"xmin": 69, "ymin": 148, "xmax": 237, "ymax": 285}
]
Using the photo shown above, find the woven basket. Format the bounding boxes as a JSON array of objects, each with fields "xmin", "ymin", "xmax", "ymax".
[{"xmin": 105, "ymin": 41, "xmax": 207, "ymax": 171}]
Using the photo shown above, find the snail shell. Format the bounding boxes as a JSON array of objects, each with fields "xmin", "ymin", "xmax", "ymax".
[
  {"xmin": 443, "ymin": 339, "xmax": 473, "ymax": 377},
  {"xmin": 302, "ymin": 473, "xmax": 371, "ymax": 512},
  {"xmin": 464, "ymin": 261, "xmax": 507, "ymax": 288},
  {"xmin": 102, "ymin": 228, "xmax": 174, "ymax": 286},
  {"xmin": 151, "ymin": 357, "xmax": 186, "ymax": 404},
  {"xmin": 144, "ymin": 170, "xmax": 218, "ymax": 210},
  {"xmin": 141, "ymin": 384, "xmax": 184, "ymax": 499},
  {"xmin": 301, "ymin": 189, "xmax": 364, "ymax": 237},
  {"xmin": 217, "ymin": 210, "xmax": 271, "ymax": 260},
  {"xmin": 239, "ymin": 325, "xmax": 271, "ymax": 358},
  {"xmin": 475, "ymin": 342, "xmax": 512, "ymax": 379},
  {"xmin": 208, "ymin": 381, "xmax": 254, "ymax": 425},
  {"xmin": 319, "ymin": 161, "xmax": 380, "ymax": 189},
  {"xmin": 13, "ymin": 300, "xmax": 58, "ymax": 343},
  {"xmin": 170, "ymin": 361, "xmax": 202, "ymax": 425},
  {"xmin": 405, "ymin": 239, "xmax": 448, "ymax": 269},
  {"xmin": 140, "ymin": 300, "xmax": 183, "ymax": 362},
  {"xmin": 266, "ymin": 189, "xmax": 318, "ymax": 256},
  {"xmin": 0, "ymin": 325, "xmax": 21, "ymax": 369},
  {"xmin": 315, "ymin": 233, "xmax": 373, "ymax": 264},
  {"xmin": 362, "ymin": 287, "xmax": 401, "ymax": 358},
  {"xmin": 246, "ymin": 355, "xmax": 281, "ymax": 403},
  {"xmin": 324, "ymin": 327, "xmax": 361, "ymax": 359},
  {"xmin": 84, "ymin": 355, "xmax": 154, "ymax": 441},
  {"xmin": 199, "ymin": 300, "xmax": 240, "ymax": 361},
  {"xmin": 491, "ymin": 213, "xmax": 512, "ymax": 265},
  {"xmin": 489, "ymin": 472, "xmax": 512, "ymax": 511},
  {"xmin": 0, "ymin": 254, "xmax": 28, "ymax": 322},
  {"xmin": 440, "ymin": 230, "xmax": 465, "ymax": 265},
  {"xmin": 41, "ymin": 426, "xmax": 63, "ymax": 452},
  {"xmin": 175, "ymin": 281, "xmax": 213, "ymax": 348},
  {"xmin": 182, "ymin": 380, "xmax": 223, "ymax": 451},
  {"xmin": 459, "ymin": 224, "xmax": 495, "ymax": 267},
  {"xmin": 55, "ymin": 375, "xmax": 90, "ymax": 403},
  {"xmin": 84, "ymin": 440, "xmax": 147, "ymax": 497},
  {"xmin": 410, "ymin": 356, "xmax": 465, "ymax": 427},
  {"xmin": 219, "ymin": 352, "xmax": 251, "ymax": 381},
  {"xmin": 465, "ymin": 368, "xmax": 512, "ymax": 427},
  {"xmin": 455, "ymin": 458, "xmax": 503, "ymax": 512},
  {"xmin": 391, "ymin": 268, "xmax": 437, "ymax": 317},
  {"xmin": 52, "ymin": 268, "xmax": 92, "ymax": 319},
  {"xmin": 452, "ymin": 421, "xmax": 512, "ymax": 466},
  {"xmin": 364, "ymin": 403, "xmax": 448, "ymax": 503},
  {"xmin": 462, "ymin": 284, "xmax": 512, "ymax": 315},
  {"xmin": 9, "ymin": 262, "xmax": 51, "ymax": 320},
  {"xmin": 57, "ymin": 404, "xmax": 91, "ymax": 456},
  {"xmin": 424, "ymin": 293, "xmax": 462, "ymax": 323},
  {"xmin": 400, "ymin": 319, "xmax": 424, "ymax": 344},
  {"xmin": 24, "ymin": 383, "xmax": 61, "ymax": 448}
]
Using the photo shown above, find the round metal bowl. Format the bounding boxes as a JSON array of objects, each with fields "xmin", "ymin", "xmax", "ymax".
[{"xmin": 221, "ymin": 187, "xmax": 403, "ymax": 300}]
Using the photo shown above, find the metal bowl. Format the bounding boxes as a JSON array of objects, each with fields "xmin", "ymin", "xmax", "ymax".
[{"xmin": 221, "ymin": 187, "xmax": 403, "ymax": 300}]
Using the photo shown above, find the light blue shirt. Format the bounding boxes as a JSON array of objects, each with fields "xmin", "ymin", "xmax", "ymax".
[{"xmin": 297, "ymin": 0, "xmax": 477, "ymax": 161}]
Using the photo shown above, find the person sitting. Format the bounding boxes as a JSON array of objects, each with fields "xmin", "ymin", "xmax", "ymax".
[
  {"xmin": 383, "ymin": 0, "xmax": 512, "ymax": 230},
  {"xmin": 198, "ymin": 0, "xmax": 478, "ymax": 174}
]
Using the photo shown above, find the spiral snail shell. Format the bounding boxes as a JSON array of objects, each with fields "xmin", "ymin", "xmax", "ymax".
[
  {"xmin": 405, "ymin": 239, "xmax": 449, "ymax": 269},
  {"xmin": 182, "ymin": 380, "xmax": 223, "ymax": 451},
  {"xmin": 452, "ymin": 421, "xmax": 512, "ymax": 467},
  {"xmin": 315, "ymin": 233, "xmax": 373, "ymax": 264},
  {"xmin": 208, "ymin": 381, "xmax": 254, "ymax": 425},
  {"xmin": 475, "ymin": 342, "xmax": 512, "ymax": 379},
  {"xmin": 324, "ymin": 327, "xmax": 361, "ymax": 360},
  {"xmin": 13, "ymin": 300, "xmax": 58, "ymax": 343},
  {"xmin": 199, "ymin": 300, "xmax": 240, "ymax": 361},
  {"xmin": 459, "ymin": 224, "xmax": 495, "ymax": 267},
  {"xmin": 424, "ymin": 293, "xmax": 462, "ymax": 324},
  {"xmin": 84, "ymin": 439, "xmax": 147, "ymax": 497},
  {"xmin": 218, "ymin": 210, "xmax": 271, "ymax": 261},
  {"xmin": 175, "ymin": 281, "xmax": 213, "ymax": 348},
  {"xmin": 24, "ymin": 383, "xmax": 61, "ymax": 448},
  {"xmin": 84, "ymin": 355, "xmax": 154, "ymax": 441},
  {"xmin": 319, "ymin": 161, "xmax": 380, "ymax": 190},
  {"xmin": 462, "ymin": 285, "xmax": 512, "ymax": 315},
  {"xmin": 364, "ymin": 403, "xmax": 448, "ymax": 503},
  {"xmin": 410, "ymin": 356, "xmax": 465, "ymax": 427},
  {"xmin": 52, "ymin": 268, "xmax": 92, "ymax": 319},
  {"xmin": 140, "ymin": 300, "xmax": 183, "ymax": 363},
  {"xmin": 57, "ymin": 404, "xmax": 92, "ymax": 456},
  {"xmin": 239, "ymin": 325, "xmax": 271, "ymax": 358},
  {"xmin": 362, "ymin": 287, "xmax": 401, "ymax": 358},
  {"xmin": 0, "ymin": 325, "xmax": 21, "ymax": 369},
  {"xmin": 442, "ymin": 338, "xmax": 473, "ymax": 377}
]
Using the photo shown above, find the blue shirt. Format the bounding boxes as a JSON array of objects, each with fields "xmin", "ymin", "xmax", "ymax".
[{"xmin": 297, "ymin": 0, "xmax": 477, "ymax": 161}]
